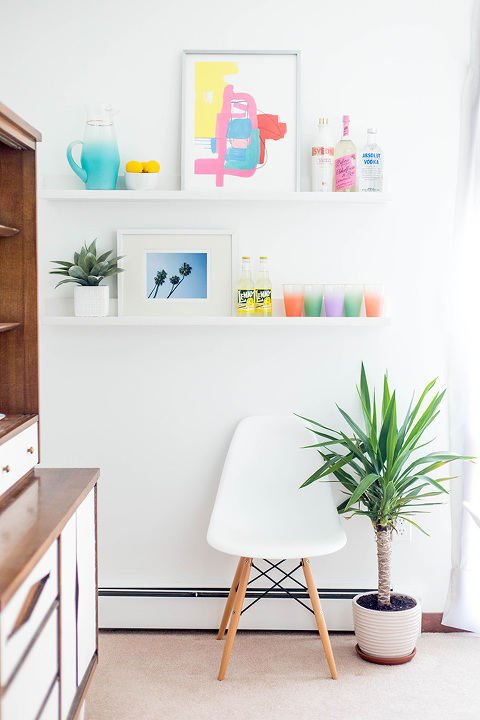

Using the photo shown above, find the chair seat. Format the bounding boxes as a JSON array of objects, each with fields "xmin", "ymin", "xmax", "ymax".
[{"xmin": 208, "ymin": 516, "xmax": 346, "ymax": 560}]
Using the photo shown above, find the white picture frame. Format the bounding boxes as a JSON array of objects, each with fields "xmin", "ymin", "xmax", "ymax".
[
  {"xmin": 117, "ymin": 229, "xmax": 237, "ymax": 317},
  {"xmin": 182, "ymin": 50, "xmax": 300, "ymax": 192}
]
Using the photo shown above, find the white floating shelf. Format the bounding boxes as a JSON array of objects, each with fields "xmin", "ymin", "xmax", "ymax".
[
  {"xmin": 39, "ymin": 189, "xmax": 392, "ymax": 203},
  {"xmin": 41, "ymin": 315, "xmax": 391, "ymax": 327}
]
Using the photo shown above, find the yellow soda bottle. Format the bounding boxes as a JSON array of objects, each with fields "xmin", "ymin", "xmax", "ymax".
[
  {"xmin": 255, "ymin": 256, "xmax": 272, "ymax": 316},
  {"xmin": 237, "ymin": 256, "xmax": 255, "ymax": 317}
]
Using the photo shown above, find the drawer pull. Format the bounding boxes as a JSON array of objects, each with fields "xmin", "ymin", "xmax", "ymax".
[
  {"xmin": 2, "ymin": 465, "xmax": 10, "ymax": 473},
  {"xmin": 27, "ymin": 447, "xmax": 35, "ymax": 454},
  {"xmin": 8, "ymin": 573, "xmax": 51, "ymax": 639}
]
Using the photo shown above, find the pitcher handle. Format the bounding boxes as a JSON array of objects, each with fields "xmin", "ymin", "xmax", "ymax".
[{"xmin": 66, "ymin": 141, "xmax": 87, "ymax": 184}]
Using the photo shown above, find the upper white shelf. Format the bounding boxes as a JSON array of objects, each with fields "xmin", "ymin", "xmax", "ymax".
[
  {"xmin": 41, "ymin": 315, "xmax": 391, "ymax": 327},
  {"xmin": 39, "ymin": 189, "xmax": 392, "ymax": 203}
]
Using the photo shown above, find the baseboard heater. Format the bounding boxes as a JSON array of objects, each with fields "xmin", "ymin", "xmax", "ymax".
[
  {"xmin": 99, "ymin": 587, "xmax": 374, "ymax": 600},
  {"xmin": 98, "ymin": 587, "xmax": 376, "ymax": 630}
]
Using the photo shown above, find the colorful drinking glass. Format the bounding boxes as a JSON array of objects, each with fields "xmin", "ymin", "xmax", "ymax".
[
  {"xmin": 303, "ymin": 284, "xmax": 324, "ymax": 317},
  {"xmin": 364, "ymin": 284, "xmax": 385, "ymax": 317},
  {"xmin": 324, "ymin": 284, "xmax": 344, "ymax": 317},
  {"xmin": 344, "ymin": 284, "xmax": 364, "ymax": 317},
  {"xmin": 283, "ymin": 284, "xmax": 305, "ymax": 317}
]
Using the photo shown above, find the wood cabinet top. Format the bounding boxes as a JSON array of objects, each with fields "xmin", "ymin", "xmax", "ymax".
[
  {"xmin": 0, "ymin": 101, "xmax": 42, "ymax": 149},
  {"xmin": 0, "ymin": 414, "xmax": 38, "ymax": 446},
  {"xmin": 0, "ymin": 468, "xmax": 99, "ymax": 608}
]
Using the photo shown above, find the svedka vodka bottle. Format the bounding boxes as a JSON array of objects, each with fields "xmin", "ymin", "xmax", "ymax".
[
  {"xmin": 312, "ymin": 118, "xmax": 334, "ymax": 191},
  {"xmin": 358, "ymin": 128, "xmax": 383, "ymax": 192},
  {"xmin": 255, "ymin": 256, "xmax": 272, "ymax": 316},
  {"xmin": 334, "ymin": 115, "xmax": 356, "ymax": 192},
  {"xmin": 237, "ymin": 256, "xmax": 255, "ymax": 317}
]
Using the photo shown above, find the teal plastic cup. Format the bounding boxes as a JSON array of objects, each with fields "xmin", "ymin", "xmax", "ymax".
[
  {"xmin": 344, "ymin": 284, "xmax": 364, "ymax": 317},
  {"xmin": 303, "ymin": 284, "xmax": 324, "ymax": 317}
]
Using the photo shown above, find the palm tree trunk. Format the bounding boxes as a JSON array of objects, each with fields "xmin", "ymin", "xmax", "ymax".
[{"xmin": 375, "ymin": 526, "xmax": 392, "ymax": 607}]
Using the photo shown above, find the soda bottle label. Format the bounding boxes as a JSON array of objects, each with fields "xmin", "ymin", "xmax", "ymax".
[
  {"xmin": 237, "ymin": 289, "xmax": 254, "ymax": 312},
  {"xmin": 255, "ymin": 288, "xmax": 272, "ymax": 311}
]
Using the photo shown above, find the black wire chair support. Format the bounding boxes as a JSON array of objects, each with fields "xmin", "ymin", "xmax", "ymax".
[{"xmin": 240, "ymin": 559, "xmax": 314, "ymax": 615}]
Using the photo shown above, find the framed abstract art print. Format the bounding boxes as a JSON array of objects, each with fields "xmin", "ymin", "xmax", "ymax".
[{"xmin": 181, "ymin": 50, "xmax": 300, "ymax": 192}]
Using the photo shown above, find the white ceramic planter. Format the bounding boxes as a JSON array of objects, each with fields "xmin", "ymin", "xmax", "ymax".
[
  {"xmin": 352, "ymin": 592, "xmax": 422, "ymax": 661},
  {"xmin": 74, "ymin": 285, "xmax": 109, "ymax": 317}
]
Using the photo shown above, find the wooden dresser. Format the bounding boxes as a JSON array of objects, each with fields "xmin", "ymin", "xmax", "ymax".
[{"xmin": 0, "ymin": 104, "xmax": 99, "ymax": 720}]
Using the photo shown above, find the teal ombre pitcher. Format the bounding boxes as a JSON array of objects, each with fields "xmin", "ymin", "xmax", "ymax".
[{"xmin": 67, "ymin": 104, "xmax": 120, "ymax": 190}]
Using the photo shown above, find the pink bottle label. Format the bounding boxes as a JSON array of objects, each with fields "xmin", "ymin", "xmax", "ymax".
[{"xmin": 335, "ymin": 154, "xmax": 356, "ymax": 191}]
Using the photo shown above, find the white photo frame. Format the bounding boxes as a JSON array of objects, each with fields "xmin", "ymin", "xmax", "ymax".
[
  {"xmin": 182, "ymin": 50, "xmax": 300, "ymax": 192},
  {"xmin": 117, "ymin": 229, "xmax": 237, "ymax": 317}
]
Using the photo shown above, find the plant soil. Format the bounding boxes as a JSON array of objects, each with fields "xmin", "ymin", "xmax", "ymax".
[{"xmin": 357, "ymin": 593, "xmax": 417, "ymax": 612}]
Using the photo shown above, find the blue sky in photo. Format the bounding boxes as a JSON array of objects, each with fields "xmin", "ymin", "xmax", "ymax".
[{"xmin": 146, "ymin": 251, "xmax": 208, "ymax": 299}]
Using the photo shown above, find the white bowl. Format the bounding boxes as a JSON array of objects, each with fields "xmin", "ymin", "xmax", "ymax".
[{"xmin": 124, "ymin": 171, "xmax": 162, "ymax": 190}]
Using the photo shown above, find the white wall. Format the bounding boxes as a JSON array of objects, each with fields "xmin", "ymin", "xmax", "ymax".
[{"xmin": 1, "ymin": 0, "xmax": 474, "ymax": 624}]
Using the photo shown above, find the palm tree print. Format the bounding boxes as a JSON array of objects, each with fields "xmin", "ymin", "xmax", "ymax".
[
  {"xmin": 166, "ymin": 263, "xmax": 192, "ymax": 298},
  {"xmin": 148, "ymin": 269, "xmax": 167, "ymax": 298},
  {"xmin": 148, "ymin": 262, "xmax": 193, "ymax": 299}
]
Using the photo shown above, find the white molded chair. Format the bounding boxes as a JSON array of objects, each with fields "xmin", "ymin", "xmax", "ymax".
[{"xmin": 207, "ymin": 414, "xmax": 347, "ymax": 680}]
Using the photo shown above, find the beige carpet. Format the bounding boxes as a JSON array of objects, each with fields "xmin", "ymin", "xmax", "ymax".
[{"xmin": 84, "ymin": 630, "xmax": 479, "ymax": 720}]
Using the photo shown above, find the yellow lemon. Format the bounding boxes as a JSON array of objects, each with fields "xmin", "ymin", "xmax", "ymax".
[
  {"xmin": 125, "ymin": 160, "xmax": 143, "ymax": 173},
  {"xmin": 143, "ymin": 160, "xmax": 160, "ymax": 173}
]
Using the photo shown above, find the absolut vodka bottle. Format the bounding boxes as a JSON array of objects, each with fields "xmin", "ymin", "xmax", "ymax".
[{"xmin": 358, "ymin": 128, "xmax": 383, "ymax": 192}]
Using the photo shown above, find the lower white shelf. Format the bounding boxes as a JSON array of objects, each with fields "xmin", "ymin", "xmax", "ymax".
[{"xmin": 41, "ymin": 315, "xmax": 391, "ymax": 327}]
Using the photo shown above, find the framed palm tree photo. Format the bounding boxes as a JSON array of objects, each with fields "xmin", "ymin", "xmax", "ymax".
[{"xmin": 117, "ymin": 229, "xmax": 237, "ymax": 317}]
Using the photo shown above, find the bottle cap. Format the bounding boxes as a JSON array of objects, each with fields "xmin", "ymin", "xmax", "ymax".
[
  {"xmin": 343, "ymin": 115, "xmax": 349, "ymax": 124},
  {"xmin": 318, "ymin": 118, "xmax": 328, "ymax": 124},
  {"xmin": 367, "ymin": 127, "xmax": 377, "ymax": 133},
  {"xmin": 260, "ymin": 256, "xmax": 267, "ymax": 259},
  {"xmin": 242, "ymin": 256, "xmax": 250, "ymax": 259}
]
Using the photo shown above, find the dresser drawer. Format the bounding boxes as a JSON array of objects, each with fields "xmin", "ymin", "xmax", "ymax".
[
  {"xmin": 1, "ymin": 542, "xmax": 58, "ymax": 686},
  {"xmin": 0, "ymin": 422, "xmax": 38, "ymax": 496},
  {"xmin": 1, "ymin": 608, "xmax": 58, "ymax": 720}
]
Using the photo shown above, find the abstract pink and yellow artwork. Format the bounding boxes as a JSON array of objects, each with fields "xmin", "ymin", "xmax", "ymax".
[{"xmin": 182, "ymin": 51, "xmax": 299, "ymax": 191}]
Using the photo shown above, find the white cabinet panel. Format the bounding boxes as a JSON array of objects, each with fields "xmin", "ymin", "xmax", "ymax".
[
  {"xmin": 1, "ymin": 542, "xmax": 58, "ymax": 686},
  {"xmin": 39, "ymin": 681, "xmax": 59, "ymax": 720},
  {"xmin": 76, "ymin": 489, "xmax": 96, "ymax": 684},
  {"xmin": 1, "ymin": 609, "xmax": 58, "ymax": 720},
  {"xmin": 60, "ymin": 514, "xmax": 77, "ymax": 720}
]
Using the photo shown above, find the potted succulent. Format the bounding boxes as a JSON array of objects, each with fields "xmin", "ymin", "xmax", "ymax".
[
  {"xmin": 298, "ymin": 363, "xmax": 471, "ymax": 664},
  {"xmin": 50, "ymin": 240, "xmax": 124, "ymax": 317}
]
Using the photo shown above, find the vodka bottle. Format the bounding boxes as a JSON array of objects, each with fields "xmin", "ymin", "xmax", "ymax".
[
  {"xmin": 334, "ymin": 115, "xmax": 356, "ymax": 192},
  {"xmin": 237, "ymin": 256, "xmax": 255, "ymax": 317},
  {"xmin": 358, "ymin": 128, "xmax": 383, "ymax": 192},
  {"xmin": 255, "ymin": 256, "xmax": 272, "ymax": 316},
  {"xmin": 312, "ymin": 118, "xmax": 334, "ymax": 192}
]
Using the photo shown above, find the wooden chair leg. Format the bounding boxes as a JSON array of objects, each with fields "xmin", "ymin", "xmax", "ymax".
[
  {"xmin": 217, "ymin": 556, "xmax": 246, "ymax": 640},
  {"xmin": 301, "ymin": 558, "xmax": 338, "ymax": 680},
  {"xmin": 218, "ymin": 557, "xmax": 252, "ymax": 681}
]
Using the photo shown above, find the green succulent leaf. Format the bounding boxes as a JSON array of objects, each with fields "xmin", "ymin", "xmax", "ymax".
[{"xmin": 69, "ymin": 265, "xmax": 89, "ymax": 281}]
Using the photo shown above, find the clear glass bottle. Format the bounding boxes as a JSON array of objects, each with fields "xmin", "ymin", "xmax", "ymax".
[
  {"xmin": 312, "ymin": 118, "xmax": 334, "ymax": 192},
  {"xmin": 237, "ymin": 256, "xmax": 255, "ymax": 317},
  {"xmin": 357, "ymin": 128, "xmax": 383, "ymax": 192},
  {"xmin": 255, "ymin": 256, "xmax": 272, "ymax": 316},
  {"xmin": 334, "ymin": 115, "xmax": 357, "ymax": 192}
]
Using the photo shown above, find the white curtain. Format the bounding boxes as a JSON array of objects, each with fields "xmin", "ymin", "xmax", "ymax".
[{"xmin": 443, "ymin": 0, "xmax": 480, "ymax": 633}]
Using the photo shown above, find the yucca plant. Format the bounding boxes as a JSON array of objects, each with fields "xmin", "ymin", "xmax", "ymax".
[
  {"xmin": 298, "ymin": 363, "xmax": 472, "ymax": 609},
  {"xmin": 50, "ymin": 240, "xmax": 124, "ymax": 287}
]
